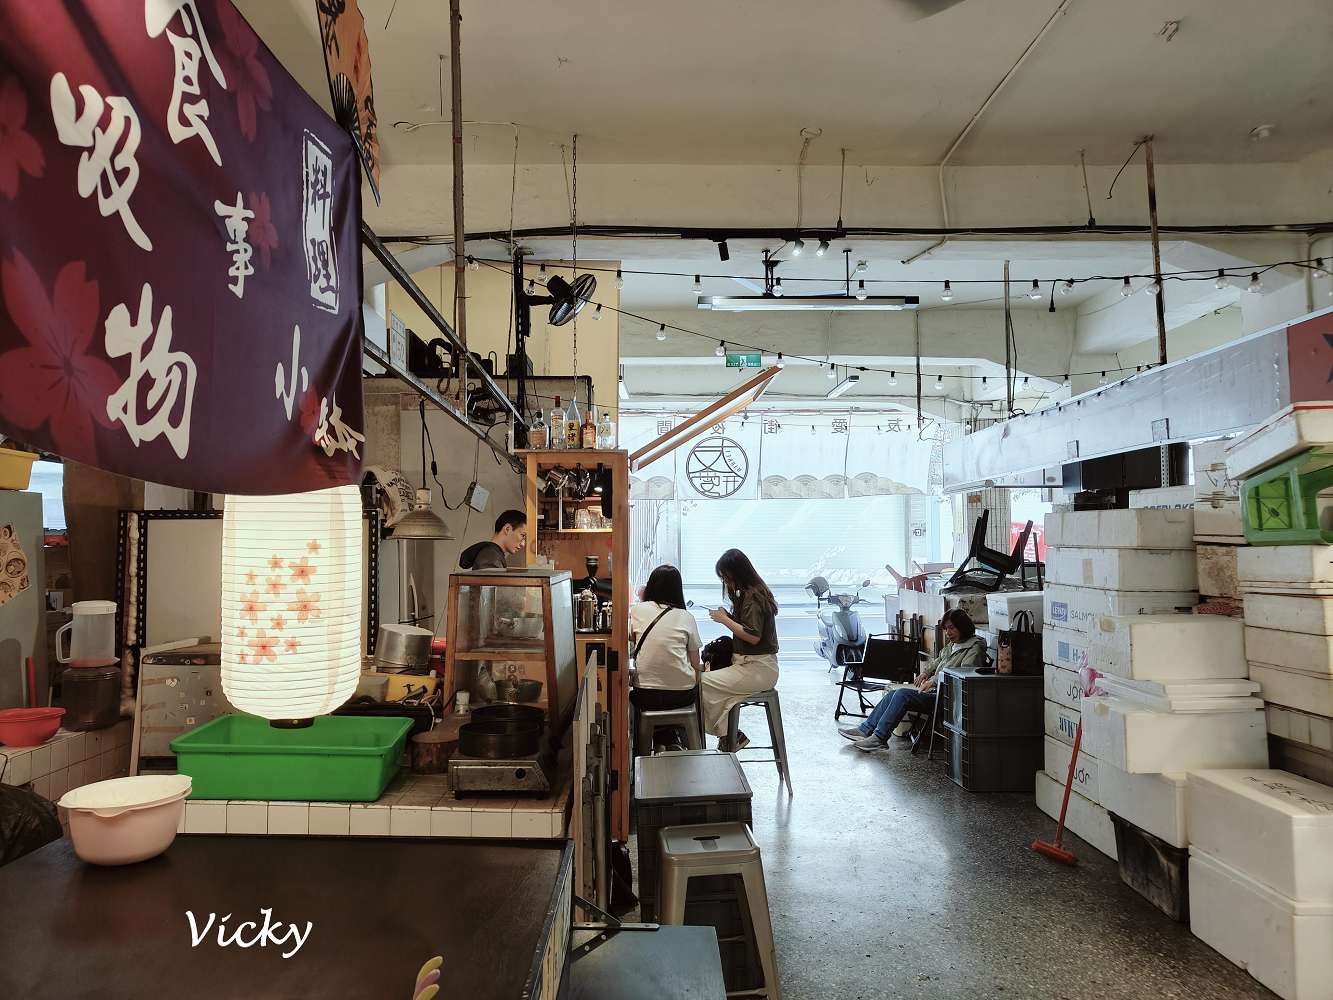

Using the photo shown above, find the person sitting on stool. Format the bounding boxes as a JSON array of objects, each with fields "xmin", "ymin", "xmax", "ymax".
[
  {"xmin": 630, "ymin": 564, "xmax": 702, "ymax": 753},
  {"xmin": 840, "ymin": 608, "xmax": 987, "ymax": 752}
]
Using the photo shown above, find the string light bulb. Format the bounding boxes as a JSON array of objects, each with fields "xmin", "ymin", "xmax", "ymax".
[
  {"xmin": 715, "ymin": 340, "xmax": 726, "ymax": 357},
  {"xmin": 1314, "ymin": 258, "xmax": 1329, "ymax": 279},
  {"xmin": 537, "ymin": 263, "xmax": 548, "ymax": 285},
  {"xmin": 466, "ymin": 255, "xmax": 479, "ymax": 272},
  {"xmin": 656, "ymin": 323, "xmax": 666, "ymax": 342},
  {"xmin": 1214, "ymin": 269, "xmax": 1229, "ymax": 291},
  {"xmin": 827, "ymin": 363, "xmax": 837, "ymax": 380},
  {"xmin": 887, "ymin": 371, "xmax": 897, "ymax": 387},
  {"xmin": 616, "ymin": 269, "xmax": 624, "ymax": 289},
  {"xmin": 1248, "ymin": 272, "xmax": 1264, "ymax": 294},
  {"xmin": 1099, "ymin": 371, "xmax": 1108, "ymax": 384},
  {"xmin": 856, "ymin": 280, "xmax": 867, "ymax": 301},
  {"xmin": 792, "ymin": 238, "xmax": 805, "ymax": 256},
  {"xmin": 1060, "ymin": 279, "xmax": 1073, "ymax": 296},
  {"xmin": 940, "ymin": 281, "xmax": 954, "ymax": 302},
  {"xmin": 934, "ymin": 374, "xmax": 944, "ymax": 391},
  {"xmin": 692, "ymin": 274, "xmax": 702, "ymax": 294},
  {"xmin": 1026, "ymin": 279, "xmax": 1042, "ymax": 301},
  {"xmin": 816, "ymin": 239, "xmax": 830, "ymax": 256},
  {"xmin": 1120, "ymin": 277, "xmax": 1132, "ymax": 298},
  {"xmin": 526, "ymin": 277, "xmax": 536, "ymax": 294},
  {"xmin": 854, "ymin": 260, "xmax": 868, "ymax": 275},
  {"xmin": 1147, "ymin": 278, "xmax": 1162, "ymax": 296},
  {"xmin": 776, "ymin": 353, "xmax": 785, "ymax": 368},
  {"xmin": 592, "ymin": 303, "xmax": 603, "ymax": 320},
  {"xmin": 774, "ymin": 278, "xmax": 784, "ymax": 297},
  {"xmin": 1062, "ymin": 374, "xmax": 1071, "ymax": 388}
]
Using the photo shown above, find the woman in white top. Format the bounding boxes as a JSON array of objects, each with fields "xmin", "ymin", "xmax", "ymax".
[{"xmin": 629, "ymin": 565, "xmax": 703, "ymax": 721}]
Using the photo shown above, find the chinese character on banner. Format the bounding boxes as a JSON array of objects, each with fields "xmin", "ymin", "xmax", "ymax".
[
  {"xmin": 656, "ymin": 419, "xmax": 673, "ymax": 436},
  {"xmin": 49, "ymin": 73, "xmax": 151, "ymax": 251},
  {"xmin": 213, "ymin": 192, "xmax": 254, "ymax": 298},
  {"xmin": 711, "ymin": 422, "xmax": 726, "ymax": 435},
  {"xmin": 301, "ymin": 129, "xmax": 338, "ymax": 312},
  {"xmin": 884, "ymin": 418, "xmax": 904, "ymax": 433},
  {"xmin": 145, "ymin": 0, "xmax": 226, "ymax": 166},
  {"xmin": 831, "ymin": 418, "xmax": 849, "ymax": 434},
  {"xmin": 762, "ymin": 418, "xmax": 781, "ymax": 435}
]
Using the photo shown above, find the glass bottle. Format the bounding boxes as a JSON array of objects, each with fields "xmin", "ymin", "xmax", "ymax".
[
  {"xmin": 565, "ymin": 397, "xmax": 582, "ymax": 449},
  {"xmin": 581, "ymin": 405, "xmax": 598, "ymax": 448},
  {"xmin": 597, "ymin": 410, "xmax": 616, "ymax": 449},
  {"xmin": 548, "ymin": 395, "xmax": 566, "ymax": 450},
  {"xmin": 528, "ymin": 410, "xmax": 547, "ymax": 449}
]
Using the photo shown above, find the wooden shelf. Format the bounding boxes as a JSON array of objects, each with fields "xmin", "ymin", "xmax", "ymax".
[
  {"xmin": 542, "ymin": 527, "xmax": 612, "ymax": 536},
  {"xmin": 451, "ymin": 648, "xmax": 549, "ymax": 662}
]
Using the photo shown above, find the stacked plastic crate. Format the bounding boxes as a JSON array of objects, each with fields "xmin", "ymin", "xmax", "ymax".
[{"xmin": 1037, "ymin": 507, "xmax": 1199, "ymax": 859}]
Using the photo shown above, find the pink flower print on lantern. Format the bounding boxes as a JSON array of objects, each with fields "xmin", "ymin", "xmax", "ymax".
[
  {"xmin": 288, "ymin": 556, "xmax": 315, "ymax": 585},
  {"xmin": 248, "ymin": 631, "xmax": 278, "ymax": 664},
  {"xmin": 265, "ymin": 574, "xmax": 285, "ymax": 596},
  {"xmin": 288, "ymin": 589, "xmax": 321, "ymax": 622},
  {"xmin": 307, "ymin": 539, "xmax": 321, "ymax": 555},
  {"xmin": 270, "ymin": 614, "xmax": 287, "ymax": 632},
  {"xmin": 267, "ymin": 554, "xmax": 284, "ymax": 571},
  {"xmin": 283, "ymin": 638, "xmax": 300, "ymax": 655},
  {"xmin": 238, "ymin": 590, "xmax": 265, "ymax": 621}
]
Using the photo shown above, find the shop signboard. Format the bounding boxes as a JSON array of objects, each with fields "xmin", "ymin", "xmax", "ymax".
[
  {"xmin": 0, "ymin": 0, "xmax": 364, "ymax": 494},
  {"xmin": 725, "ymin": 352, "xmax": 763, "ymax": 369}
]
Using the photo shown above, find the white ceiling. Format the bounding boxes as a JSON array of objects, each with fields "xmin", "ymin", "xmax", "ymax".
[{"xmin": 239, "ymin": 0, "xmax": 1333, "ymax": 167}]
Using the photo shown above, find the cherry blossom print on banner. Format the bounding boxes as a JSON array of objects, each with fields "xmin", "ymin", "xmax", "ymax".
[{"xmin": 0, "ymin": 0, "xmax": 364, "ymax": 494}]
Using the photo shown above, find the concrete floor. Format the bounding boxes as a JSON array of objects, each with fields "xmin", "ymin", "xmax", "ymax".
[{"xmin": 637, "ymin": 659, "xmax": 1276, "ymax": 1000}]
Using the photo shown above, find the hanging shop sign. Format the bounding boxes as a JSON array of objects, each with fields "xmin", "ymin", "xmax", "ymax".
[
  {"xmin": 725, "ymin": 352, "xmax": 763, "ymax": 369},
  {"xmin": 685, "ymin": 435, "xmax": 751, "ymax": 498},
  {"xmin": 0, "ymin": 0, "xmax": 364, "ymax": 495},
  {"xmin": 315, "ymin": 0, "xmax": 381, "ymax": 203}
]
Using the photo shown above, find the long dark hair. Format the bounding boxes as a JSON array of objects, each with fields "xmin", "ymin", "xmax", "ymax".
[
  {"xmin": 642, "ymin": 564, "xmax": 686, "ymax": 610},
  {"xmin": 943, "ymin": 608, "xmax": 976, "ymax": 641},
  {"xmin": 715, "ymin": 549, "xmax": 777, "ymax": 612}
]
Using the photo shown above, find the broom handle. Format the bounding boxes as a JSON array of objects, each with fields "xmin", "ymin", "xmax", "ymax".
[{"xmin": 1053, "ymin": 719, "xmax": 1082, "ymax": 848}]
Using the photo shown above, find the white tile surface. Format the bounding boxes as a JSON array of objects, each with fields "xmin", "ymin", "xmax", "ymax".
[
  {"xmin": 86, "ymin": 731, "xmax": 106, "ymax": 755},
  {"xmin": 185, "ymin": 801, "xmax": 227, "ymax": 834},
  {"xmin": 309, "ymin": 804, "xmax": 350, "ymax": 836},
  {"xmin": 512, "ymin": 809, "xmax": 554, "ymax": 839},
  {"xmin": 390, "ymin": 806, "xmax": 431, "ymax": 837},
  {"xmin": 226, "ymin": 802, "xmax": 268, "ymax": 835},
  {"xmin": 267, "ymin": 803, "xmax": 309, "ymax": 835},
  {"xmin": 177, "ymin": 807, "xmax": 187, "ymax": 834},
  {"xmin": 31, "ymin": 774, "xmax": 50, "ymax": 800},
  {"xmin": 430, "ymin": 806, "xmax": 472, "ymax": 838},
  {"xmin": 48, "ymin": 768, "xmax": 69, "ymax": 801},
  {"xmin": 30, "ymin": 745, "xmax": 51, "ymax": 779},
  {"xmin": 50, "ymin": 738, "xmax": 69, "ymax": 771},
  {"xmin": 349, "ymin": 805, "xmax": 390, "ymax": 837},
  {"xmin": 64, "ymin": 732, "xmax": 86, "ymax": 763},
  {"xmin": 2, "ymin": 750, "xmax": 31, "ymax": 787},
  {"xmin": 66, "ymin": 761, "xmax": 85, "ymax": 791},
  {"xmin": 471, "ymin": 808, "xmax": 513, "ymax": 839}
]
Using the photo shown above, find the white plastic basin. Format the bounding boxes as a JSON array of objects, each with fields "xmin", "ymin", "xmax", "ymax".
[{"xmin": 58, "ymin": 775, "xmax": 192, "ymax": 866}]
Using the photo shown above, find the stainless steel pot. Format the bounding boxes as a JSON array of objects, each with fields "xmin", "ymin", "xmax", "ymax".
[
  {"xmin": 575, "ymin": 588, "xmax": 598, "ymax": 632},
  {"xmin": 375, "ymin": 623, "xmax": 433, "ymax": 670}
]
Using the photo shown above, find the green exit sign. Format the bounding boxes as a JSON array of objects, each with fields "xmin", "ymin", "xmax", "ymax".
[{"xmin": 726, "ymin": 352, "xmax": 763, "ymax": 368}]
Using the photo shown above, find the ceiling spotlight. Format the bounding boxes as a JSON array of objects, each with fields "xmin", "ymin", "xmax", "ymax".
[
  {"xmin": 1248, "ymin": 272, "xmax": 1264, "ymax": 294},
  {"xmin": 592, "ymin": 303, "xmax": 603, "ymax": 320},
  {"xmin": 692, "ymin": 274, "xmax": 703, "ymax": 294},
  {"xmin": 853, "ymin": 260, "xmax": 868, "ymax": 275},
  {"xmin": 827, "ymin": 363, "xmax": 837, "ymax": 380},
  {"xmin": 934, "ymin": 374, "xmax": 944, "ymax": 390},
  {"xmin": 1147, "ymin": 279, "xmax": 1162, "ymax": 296},
  {"xmin": 792, "ymin": 237, "xmax": 805, "ymax": 256},
  {"xmin": 1060, "ymin": 279, "xmax": 1074, "ymax": 296},
  {"xmin": 616, "ymin": 269, "xmax": 624, "ymax": 290},
  {"xmin": 715, "ymin": 340, "xmax": 726, "ymax": 357},
  {"xmin": 1120, "ymin": 277, "xmax": 1133, "ymax": 298},
  {"xmin": 717, "ymin": 240, "xmax": 730, "ymax": 262},
  {"xmin": 1214, "ymin": 269, "xmax": 1229, "ymax": 291},
  {"xmin": 940, "ymin": 280, "xmax": 954, "ymax": 303},
  {"xmin": 1027, "ymin": 279, "xmax": 1043, "ymax": 301},
  {"xmin": 816, "ymin": 239, "xmax": 830, "ymax": 257},
  {"xmin": 656, "ymin": 323, "xmax": 667, "ymax": 341},
  {"xmin": 887, "ymin": 371, "xmax": 897, "ymax": 387},
  {"xmin": 856, "ymin": 280, "xmax": 868, "ymax": 301},
  {"xmin": 1313, "ymin": 258, "xmax": 1329, "ymax": 279},
  {"xmin": 774, "ymin": 278, "xmax": 784, "ymax": 297}
]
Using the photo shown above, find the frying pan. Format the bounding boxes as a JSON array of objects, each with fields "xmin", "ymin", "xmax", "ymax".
[
  {"xmin": 471, "ymin": 703, "xmax": 546, "ymax": 730},
  {"xmin": 457, "ymin": 720, "xmax": 541, "ymax": 759}
]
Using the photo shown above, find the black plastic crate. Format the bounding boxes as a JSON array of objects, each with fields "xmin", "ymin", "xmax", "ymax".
[
  {"xmin": 1110, "ymin": 813, "xmax": 1190, "ymax": 922},
  {"xmin": 945, "ymin": 723, "xmax": 1042, "ymax": 792},
  {"xmin": 942, "ymin": 670, "xmax": 1043, "ymax": 736}
]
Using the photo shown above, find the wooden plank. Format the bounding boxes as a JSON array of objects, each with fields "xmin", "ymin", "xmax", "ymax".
[{"xmin": 629, "ymin": 367, "xmax": 779, "ymax": 471}]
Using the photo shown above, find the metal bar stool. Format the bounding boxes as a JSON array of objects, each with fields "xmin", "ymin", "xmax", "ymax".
[
  {"xmin": 636, "ymin": 700, "xmax": 704, "ymax": 756},
  {"xmin": 725, "ymin": 689, "xmax": 793, "ymax": 794},
  {"xmin": 658, "ymin": 822, "xmax": 781, "ymax": 1000}
]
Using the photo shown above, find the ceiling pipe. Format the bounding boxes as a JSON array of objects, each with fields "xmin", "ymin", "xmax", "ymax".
[
  {"xmin": 449, "ymin": 0, "xmax": 468, "ymax": 351},
  {"xmin": 1143, "ymin": 136, "xmax": 1168, "ymax": 366},
  {"xmin": 901, "ymin": 0, "xmax": 1074, "ymax": 265}
]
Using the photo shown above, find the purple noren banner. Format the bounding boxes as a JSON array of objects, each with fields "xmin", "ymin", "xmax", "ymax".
[{"xmin": 0, "ymin": 0, "xmax": 364, "ymax": 494}]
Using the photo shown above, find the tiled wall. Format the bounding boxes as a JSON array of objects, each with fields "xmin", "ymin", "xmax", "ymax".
[{"xmin": 0, "ymin": 721, "xmax": 133, "ymax": 801}]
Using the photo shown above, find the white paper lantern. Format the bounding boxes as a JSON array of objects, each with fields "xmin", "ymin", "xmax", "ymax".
[{"xmin": 221, "ymin": 485, "xmax": 362, "ymax": 724}]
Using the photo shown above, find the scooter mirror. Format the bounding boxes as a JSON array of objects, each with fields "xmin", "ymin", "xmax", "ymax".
[{"xmin": 861, "ymin": 579, "xmax": 872, "ymax": 588}]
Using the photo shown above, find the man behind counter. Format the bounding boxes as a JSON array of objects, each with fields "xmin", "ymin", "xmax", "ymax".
[{"xmin": 458, "ymin": 509, "xmax": 528, "ymax": 570}]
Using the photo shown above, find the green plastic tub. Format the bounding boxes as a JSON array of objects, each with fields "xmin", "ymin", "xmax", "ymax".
[{"xmin": 171, "ymin": 714, "xmax": 413, "ymax": 802}]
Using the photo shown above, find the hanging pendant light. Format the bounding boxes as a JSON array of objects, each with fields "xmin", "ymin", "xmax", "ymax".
[{"xmin": 392, "ymin": 489, "xmax": 454, "ymax": 539}]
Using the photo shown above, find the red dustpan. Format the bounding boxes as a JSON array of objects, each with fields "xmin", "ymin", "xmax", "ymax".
[{"xmin": 1031, "ymin": 718, "xmax": 1081, "ymax": 866}]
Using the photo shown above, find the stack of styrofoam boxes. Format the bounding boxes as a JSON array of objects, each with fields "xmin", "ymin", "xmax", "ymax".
[
  {"xmin": 983, "ymin": 589, "xmax": 1043, "ymax": 670},
  {"xmin": 1186, "ymin": 769, "xmax": 1333, "ymax": 1000},
  {"xmin": 1189, "ymin": 438, "xmax": 1247, "ymax": 619},
  {"xmin": 899, "ymin": 588, "xmax": 988, "ymax": 656},
  {"xmin": 1037, "ymin": 507, "xmax": 1199, "ymax": 859}
]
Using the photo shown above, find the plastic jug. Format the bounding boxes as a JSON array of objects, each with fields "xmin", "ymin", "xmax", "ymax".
[{"xmin": 56, "ymin": 600, "xmax": 117, "ymax": 668}]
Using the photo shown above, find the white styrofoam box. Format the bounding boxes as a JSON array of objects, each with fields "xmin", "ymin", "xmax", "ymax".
[
  {"xmin": 1246, "ymin": 627, "xmax": 1333, "ymax": 676},
  {"xmin": 1099, "ymin": 762, "xmax": 1188, "ymax": 848},
  {"xmin": 1193, "ymin": 498, "xmax": 1245, "ymax": 540},
  {"xmin": 1044, "ymin": 699, "xmax": 1080, "ymax": 745},
  {"xmin": 899, "ymin": 589, "xmax": 989, "ymax": 625},
  {"xmin": 1047, "ymin": 547, "xmax": 1198, "ymax": 592},
  {"xmin": 1043, "ymin": 509, "xmax": 1195, "ymax": 550},
  {"xmin": 1090, "ymin": 613, "xmax": 1247, "ymax": 681},
  {"xmin": 1081, "ymin": 695, "xmax": 1269, "ymax": 773},
  {"xmin": 1248, "ymin": 661, "xmax": 1333, "ymax": 716},
  {"xmin": 1044, "ymin": 734, "xmax": 1099, "ymax": 802},
  {"xmin": 1268, "ymin": 705, "xmax": 1333, "ymax": 753},
  {"xmin": 1245, "ymin": 593, "xmax": 1333, "ymax": 636},
  {"xmin": 1188, "ymin": 769, "xmax": 1333, "ymax": 903},
  {"xmin": 1043, "ymin": 583, "xmax": 1198, "ymax": 639},
  {"xmin": 1192, "ymin": 438, "xmax": 1242, "ymax": 500},
  {"xmin": 1044, "ymin": 663, "xmax": 1085, "ymax": 711},
  {"xmin": 1043, "ymin": 624, "xmax": 1091, "ymax": 672},
  {"xmin": 1093, "ymin": 673, "xmax": 1263, "ymax": 713},
  {"xmin": 1034, "ymin": 770, "xmax": 1117, "ymax": 860},
  {"xmin": 1188, "ymin": 848, "xmax": 1333, "ymax": 1000},
  {"xmin": 986, "ymin": 590, "xmax": 1043, "ymax": 632},
  {"xmin": 1129, "ymin": 486, "xmax": 1196, "ymax": 510},
  {"xmin": 1239, "ymin": 545, "xmax": 1333, "ymax": 596},
  {"xmin": 1197, "ymin": 544, "xmax": 1241, "ymax": 600},
  {"xmin": 1224, "ymin": 402, "xmax": 1333, "ymax": 481}
]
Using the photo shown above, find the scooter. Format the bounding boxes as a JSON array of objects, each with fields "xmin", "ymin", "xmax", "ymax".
[{"xmin": 806, "ymin": 577, "xmax": 872, "ymax": 671}]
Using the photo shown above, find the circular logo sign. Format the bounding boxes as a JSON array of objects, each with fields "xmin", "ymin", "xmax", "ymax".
[{"xmin": 686, "ymin": 436, "xmax": 750, "ymax": 498}]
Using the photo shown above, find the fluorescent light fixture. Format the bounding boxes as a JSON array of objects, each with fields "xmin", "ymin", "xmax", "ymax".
[
  {"xmin": 826, "ymin": 373, "xmax": 860, "ymax": 398},
  {"xmin": 699, "ymin": 295, "xmax": 918, "ymax": 312}
]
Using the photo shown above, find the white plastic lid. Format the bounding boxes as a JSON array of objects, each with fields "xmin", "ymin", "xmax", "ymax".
[
  {"xmin": 59, "ymin": 774, "xmax": 191, "ymax": 812},
  {"xmin": 71, "ymin": 600, "xmax": 117, "ymax": 615}
]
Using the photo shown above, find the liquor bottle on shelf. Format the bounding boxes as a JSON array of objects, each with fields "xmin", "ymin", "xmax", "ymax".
[
  {"xmin": 548, "ymin": 396, "xmax": 566, "ymax": 450},
  {"xmin": 528, "ymin": 410, "xmax": 548, "ymax": 449},
  {"xmin": 565, "ymin": 397, "xmax": 582, "ymax": 449},
  {"xmin": 597, "ymin": 409, "xmax": 616, "ymax": 449},
  {"xmin": 581, "ymin": 405, "xmax": 598, "ymax": 448}
]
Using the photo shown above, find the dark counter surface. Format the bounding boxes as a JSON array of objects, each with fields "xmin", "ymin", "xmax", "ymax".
[{"xmin": 0, "ymin": 835, "xmax": 566, "ymax": 1000}]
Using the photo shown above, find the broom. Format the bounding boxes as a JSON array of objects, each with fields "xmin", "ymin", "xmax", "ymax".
[{"xmin": 1031, "ymin": 717, "xmax": 1081, "ymax": 866}]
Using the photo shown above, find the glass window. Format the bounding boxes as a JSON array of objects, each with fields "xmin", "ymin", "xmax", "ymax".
[{"xmin": 27, "ymin": 460, "xmax": 66, "ymax": 531}]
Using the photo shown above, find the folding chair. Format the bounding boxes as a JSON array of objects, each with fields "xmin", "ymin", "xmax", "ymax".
[
  {"xmin": 834, "ymin": 632, "xmax": 919, "ymax": 720},
  {"xmin": 910, "ymin": 682, "xmax": 950, "ymax": 760},
  {"xmin": 942, "ymin": 511, "xmax": 1035, "ymax": 593}
]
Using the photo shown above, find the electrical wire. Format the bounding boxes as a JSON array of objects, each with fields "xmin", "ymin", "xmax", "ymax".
[{"xmin": 1106, "ymin": 138, "xmax": 1149, "ymax": 202}]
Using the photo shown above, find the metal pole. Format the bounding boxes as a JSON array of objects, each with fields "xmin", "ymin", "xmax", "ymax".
[
  {"xmin": 1144, "ymin": 136, "xmax": 1168, "ymax": 366},
  {"xmin": 449, "ymin": 0, "xmax": 467, "ymax": 351},
  {"xmin": 1003, "ymin": 260, "xmax": 1013, "ymax": 415}
]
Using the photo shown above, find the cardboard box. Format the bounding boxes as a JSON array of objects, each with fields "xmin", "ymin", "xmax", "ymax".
[
  {"xmin": 1044, "ymin": 583, "xmax": 1198, "ymax": 639},
  {"xmin": 1091, "ymin": 613, "xmax": 1248, "ymax": 681},
  {"xmin": 1046, "ymin": 547, "xmax": 1197, "ymax": 592},
  {"xmin": 1082, "ymin": 695, "xmax": 1268, "ymax": 773},
  {"xmin": 1239, "ymin": 546, "xmax": 1333, "ymax": 596},
  {"xmin": 1034, "ymin": 770, "xmax": 1117, "ymax": 860},
  {"xmin": 1197, "ymin": 543, "xmax": 1241, "ymax": 599},
  {"xmin": 1044, "ymin": 509, "xmax": 1195, "ymax": 549},
  {"xmin": 1129, "ymin": 486, "xmax": 1196, "ymax": 509}
]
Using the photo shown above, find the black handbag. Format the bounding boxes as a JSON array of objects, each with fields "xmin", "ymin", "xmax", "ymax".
[
  {"xmin": 998, "ymin": 609, "xmax": 1042, "ymax": 676},
  {"xmin": 701, "ymin": 635, "xmax": 734, "ymax": 670}
]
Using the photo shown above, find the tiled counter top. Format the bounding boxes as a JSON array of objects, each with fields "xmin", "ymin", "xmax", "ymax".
[
  {"xmin": 179, "ymin": 763, "xmax": 573, "ymax": 841},
  {"xmin": 0, "ymin": 720, "xmax": 133, "ymax": 798}
]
